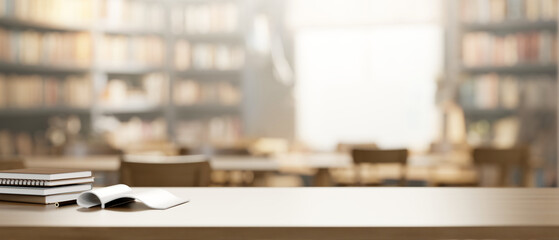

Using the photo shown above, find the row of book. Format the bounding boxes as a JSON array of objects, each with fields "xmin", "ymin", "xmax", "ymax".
[
  {"xmin": 0, "ymin": 74, "xmax": 91, "ymax": 108},
  {"xmin": 462, "ymin": 31, "xmax": 557, "ymax": 67},
  {"xmin": 96, "ymin": 116, "xmax": 167, "ymax": 149},
  {"xmin": 0, "ymin": 115, "xmax": 84, "ymax": 156},
  {"xmin": 175, "ymin": 41, "xmax": 245, "ymax": 71},
  {"xmin": 0, "ymin": 0, "xmax": 94, "ymax": 26},
  {"xmin": 175, "ymin": 40, "xmax": 245, "ymax": 71},
  {"xmin": 100, "ymin": 73, "xmax": 168, "ymax": 108},
  {"xmin": 461, "ymin": 0, "xmax": 558, "ymax": 23},
  {"xmin": 171, "ymin": 2, "xmax": 239, "ymax": 35},
  {"xmin": 99, "ymin": 0, "xmax": 165, "ymax": 31},
  {"xmin": 100, "ymin": 34, "xmax": 165, "ymax": 67},
  {"xmin": 174, "ymin": 79, "xmax": 241, "ymax": 106},
  {"xmin": 0, "ymin": 28, "xmax": 91, "ymax": 67},
  {"xmin": 459, "ymin": 74, "xmax": 556, "ymax": 110},
  {"xmin": 175, "ymin": 116, "xmax": 242, "ymax": 147}
]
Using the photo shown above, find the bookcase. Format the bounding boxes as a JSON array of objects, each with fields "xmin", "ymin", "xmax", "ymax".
[
  {"xmin": 446, "ymin": 0, "xmax": 558, "ymax": 186},
  {"xmin": 0, "ymin": 0, "xmax": 256, "ymax": 155}
]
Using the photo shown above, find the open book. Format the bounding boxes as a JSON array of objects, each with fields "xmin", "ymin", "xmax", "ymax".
[{"xmin": 77, "ymin": 184, "xmax": 188, "ymax": 210}]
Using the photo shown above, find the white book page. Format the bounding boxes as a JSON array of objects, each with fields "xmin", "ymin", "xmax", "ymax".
[
  {"xmin": 77, "ymin": 184, "xmax": 189, "ymax": 210},
  {"xmin": 126, "ymin": 189, "xmax": 188, "ymax": 210},
  {"xmin": 77, "ymin": 184, "xmax": 132, "ymax": 208}
]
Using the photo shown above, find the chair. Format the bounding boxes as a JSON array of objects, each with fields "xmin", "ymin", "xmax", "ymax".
[
  {"xmin": 120, "ymin": 155, "xmax": 211, "ymax": 187},
  {"xmin": 351, "ymin": 149, "xmax": 408, "ymax": 186},
  {"xmin": 336, "ymin": 142, "xmax": 378, "ymax": 153},
  {"xmin": 0, "ymin": 157, "xmax": 25, "ymax": 170},
  {"xmin": 122, "ymin": 141, "xmax": 180, "ymax": 156},
  {"xmin": 472, "ymin": 147, "xmax": 530, "ymax": 187}
]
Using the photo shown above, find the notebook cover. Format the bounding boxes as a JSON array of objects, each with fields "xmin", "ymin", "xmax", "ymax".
[
  {"xmin": 0, "ymin": 177, "xmax": 95, "ymax": 186},
  {"xmin": 0, "ymin": 168, "xmax": 92, "ymax": 180}
]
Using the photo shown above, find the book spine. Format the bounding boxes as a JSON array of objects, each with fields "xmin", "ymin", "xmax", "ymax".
[{"xmin": 0, "ymin": 178, "xmax": 46, "ymax": 186}]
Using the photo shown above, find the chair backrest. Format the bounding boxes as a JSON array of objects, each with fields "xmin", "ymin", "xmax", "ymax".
[
  {"xmin": 472, "ymin": 147, "xmax": 530, "ymax": 187},
  {"xmin": 351, "ymin": 149, "xmax": 408, "ymax": 164},
  {"xmin": 120, "ymin": 155, "xmax": 211, "ymax": 187},
  {"xmin": 0, "ymin": 157, "xmax": 25, "ymax": 170},
  {"xmin": 337, "ymin": 142, "xmax": 378, "ymax": 153},
  {"xmin": 351, "ymin": 149, "xmax": 408, "ymax": 186},
  {"xmin": 211, "ymin": 147, "xmax": 251, "ymax": 156}
]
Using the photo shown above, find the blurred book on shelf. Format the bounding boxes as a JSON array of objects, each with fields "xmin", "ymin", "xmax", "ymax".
[
  {"xmin": 461, "ymin": 0, "xmax": 558, "ymax": 23},
  {"xmin": 0, "ymin": 0, "xmax": 253, "ymax": 161},
  {"xmin": 99, "ymin": 34, "xmax": 164, "ymax": 67},
  {"xmin": 171, "ymin": 1, "xmax": 239, "ymax": 35},
  {"xmin": 179, "ymin": 43, "xmax": 245, "ymax": 70},
  {"xmin": 492, "ymin": 117, "xmax": 520, "ymax": 147},
  {"xmin": 0, "ymin": 28, "xmax": 92, "ymax": 67},
  {"xmin": 174, "ymin": 79, "xmax": 241, "ymax": 106},
  {"xmin": 175, "ymin": 40, "xmax": 191, "ymax": 71},
  {"xmin": 462, "ymin": 31, "xmax": 557, "ymax": 67},
  {"xmin": 96, "ymin": 116, "xmax": 167, "ymax": 149},
  {"xmin": 455, "ymin": 0, "xmax": 558, "ymax": 187},
  {"xmin": 99, "ymin": 73, "xmax": 167, "ymax": 109},
  {"xmin": 460, "ymin": 74, "xmax": 556, "ymax": 110},
  {"xmin": 0, "ymin": 0, "xmax": 94, "ymax": 26},
  {"xmin": 176, "ymin": 116, "xmax": 241, "ymax": 147},
  {"xmin": 98, "ymin": 0, "xmax": 164, "ymax": 31},
  {"xmin": 0, "ymin": 115, "xmax": 85, "ymax": 157},
  {"xmin": 0, "ymin": 74, "xmax": 91, "ymax": 109}
]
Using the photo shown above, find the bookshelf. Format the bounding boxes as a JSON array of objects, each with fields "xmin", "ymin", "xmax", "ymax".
[
  {"xmin": 446, "ymin": 0, "xmax": 558, "ymax": 186},
  {"xmin": 0, "ymin": 0, "xmax": 253, "ymax": 154}
]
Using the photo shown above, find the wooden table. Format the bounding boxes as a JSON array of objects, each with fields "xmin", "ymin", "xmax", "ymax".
[{"xmin": 2, "ymin": 187, "xmax": 559, "ymax": 240}]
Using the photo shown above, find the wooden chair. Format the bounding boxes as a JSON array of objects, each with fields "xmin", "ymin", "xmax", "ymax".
[
  {"xmin": 120, "ymin": 155, "xmax": 211, "ymax": 187},
  {"xmin": 0, "ymin": 157, "xmax": 25, "ymax": 170},
  {"xmin": 351, "ymin": 149, "xmax": 408, "ymax": 186},
  {"xmin": 472, "ymin": 147, "xmax": 530, "ymax": 187},
  {"xmin": 336, "ymin": 142, "xmax": 378, "ymax": 153}
]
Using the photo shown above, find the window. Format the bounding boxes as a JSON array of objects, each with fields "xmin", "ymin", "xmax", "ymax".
[{"xmin": 291, "ymin": 0, "xmax": 442, "ymax": 150}]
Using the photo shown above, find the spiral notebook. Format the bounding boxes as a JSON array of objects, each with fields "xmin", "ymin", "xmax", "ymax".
[
  {"xmin": 0, "ymin": 177, "xmax": 94, "ymax": 186},
  {"xmin": 0, "ymin": 168, "xmax": 92, "ymax": 180}
]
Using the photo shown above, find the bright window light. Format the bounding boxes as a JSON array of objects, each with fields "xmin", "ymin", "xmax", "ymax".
[{"xmin": 292, "ymin": 0, "xmax": 442, "ymax": 151}]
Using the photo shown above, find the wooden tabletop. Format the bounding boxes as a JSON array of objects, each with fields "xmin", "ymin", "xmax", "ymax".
[{"xmin": 2, "ymin": 187, "xmax": 559, "ymax": 239}]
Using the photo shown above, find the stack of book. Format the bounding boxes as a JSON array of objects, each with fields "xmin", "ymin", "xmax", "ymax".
[{"xmin": 0, "ymin": 168, "xmax": 93, "ymax": 205}]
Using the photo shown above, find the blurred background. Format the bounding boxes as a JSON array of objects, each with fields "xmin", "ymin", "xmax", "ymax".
[{"xmin": 0, "ymin": 0, "xmax": 556, "ymax": 188}]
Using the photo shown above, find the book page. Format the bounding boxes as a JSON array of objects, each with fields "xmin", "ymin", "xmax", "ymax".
[
  {"xmin": 77, "ymin": 184, "xmax": 188, "ymax": 209},
  {"xmin": 125, "ymin": 189, "xmax": 189, "ymax": 210},
  {"xmin": 77, "ymin": 184, "xmax": 132, "ymax": 208}
]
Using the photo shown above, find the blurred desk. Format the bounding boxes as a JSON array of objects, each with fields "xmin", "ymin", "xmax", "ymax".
[
  {"xmin": 2, "ymin": 187, "xmax": 559, "ymax": 240},
  {"xmin": 25, "ymin": 155, "xmax": 281, "ymax": 186},
  {"xmin": 24, "ymin": 153, "xmax": 476, "ymax": 186},
  {"xmin": 276, "ymin": 152, "xmax": 475, "ymax": 186},
  {"xmin": 24, "ymin": 155, "xmax": 279, "ymax": 172}
]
